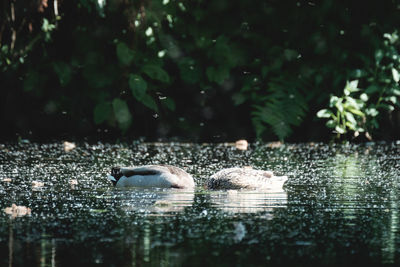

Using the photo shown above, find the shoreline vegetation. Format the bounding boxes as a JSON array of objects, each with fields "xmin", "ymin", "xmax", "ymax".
[{"xmin": 1, "ymin": 1, "xmax": 399, "ymax": 142}]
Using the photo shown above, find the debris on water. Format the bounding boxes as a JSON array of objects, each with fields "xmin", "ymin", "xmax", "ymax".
[
  {"xmin": 235, "ymin": 139, "xmax": 248, "ymax": 150},
  {"xmin": 69, "ymin": 179, "xmax": 78, "ymax": 185},
  {"xmin": 267, "ymin": 141, "xmax": 283, "ymax": 148},
  {"xmin": 32, "ymin": 181, "xmax": 44, "ymax": 188},
  {"xmin": 4, "ymin": 204, "xmax": 31, "ymax": 218},
  {"xmin": 1, "ymin": 177, "xmax": 12, "ymax": 183},
  {"xmin": 233, "ymin": 221, "xmax": 247, "ymax": 243},
  {"xmin": 63, "ymin": 141, "xmax": 76, "ymax": 152}
]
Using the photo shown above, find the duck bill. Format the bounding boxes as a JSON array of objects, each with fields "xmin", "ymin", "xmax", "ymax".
[{"xmin": 108, "ymin": 175, "xmax": 117, "ymax": 186}]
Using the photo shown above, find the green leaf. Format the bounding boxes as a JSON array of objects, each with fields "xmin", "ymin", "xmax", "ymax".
[
  {"xmin": 347, "ymin": 107, "xmax": 365, "ymax": 117},
  {"xmin": 129, "ymin": 74, "xmax": 147, "ymax": 101},
  {"xmin": 329, "ymin": 96, "xmax": 340, "ymax": 108},
  {"xmin": 365, "ymin": 85, "xmax": 380, "ymax": 94},
  {"xmin": 142, "ymin": 64, "xmax": 170, "ymax": 83},
  {"xmin": 23, "ymin": 70, "xmax": 40, "ymax": 92},
  {"xmin": 93, "ymin": 102, "xmax": 112, "ymax": 124},
  {"xmin": 141, "ymin": 94, "xmax": 159, "ymax": 112},
  {"xmin": 377, "ymin": 103, "xmax": 395, "ymax": 111},
  {"xmin": 232, "ymin": 93, "xmax": 246, "ymax": 106},
  {"xmin": 326, "ymin": 120, "xmax": 336, "ymax": 128},
  {"xmin": 335, "ymin": 99, "xmax": 344, "ymax": 113},
  {"xmin": 335, "ymin": 125, "xmax": 346, "ymax": 134},
  {"xmin": 360, "ymin": 93, "xmax": 368, "ymax": 102},
  {"xmin": 112, "ymin": 98, "xmax": 132, "ymax": 131},
  {"xmin": 392, "ymin": 68, "xmax": 400, "ymax": 82},
  {"xmin": 384, "ymin": 96, "xmax": 398, "ymax": 104},
  {"xmin": 116, "ymin": 42, "xmax": 134, "ymax": 66},
  {"xmin": 178, "ymin": 58, "xmax": 201, "ymax": 84},
  {"xmin": 391, "ymin": 88, "xmax": 400, "ymax": 96},
  {"xmin": 344, "ymin": 112, "xmax": 357, "ymax": 125},
  {"xmin": 316, "ymin": 109, "xmax": 333, "ymax": 118},
  {"xmin": 53, "ymin": 61, "xmax": 72, "ymax": 86},
  {"xmin": 161, "ymin": 98, "xmax": 176, "ymax": 111},
  {"xmin": 365, "ymin": 107, "xmax": 379, "ymax": 117},
  {"xmin": 344, "ymin": 80, "xmax": 359, "ymax": 95},
  {"xmin": 375, "ymin": 49, "xmax": 383, "ymax": 65},
  {"xmin": 206, "ymin": 66, "xmax": 229, "ymax": 84}
]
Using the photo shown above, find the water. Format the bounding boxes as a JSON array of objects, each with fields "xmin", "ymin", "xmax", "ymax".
[{"xmin": 0, "ymin": 142, "xmax": 399, "ymax": 266}]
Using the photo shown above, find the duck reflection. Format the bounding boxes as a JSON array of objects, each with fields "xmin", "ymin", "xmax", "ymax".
[
  {"xmin": 115, "ymin": 188, "xmax": 195, "ymax": 213},
  {"xmin": 209, "ymin": 189, "xmax": 287, "ymax": 215}
]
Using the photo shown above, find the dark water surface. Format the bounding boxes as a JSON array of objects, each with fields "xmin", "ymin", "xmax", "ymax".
[{"xmin": 0, "ymin": 142, "xmax": 399, "ymax": 266}]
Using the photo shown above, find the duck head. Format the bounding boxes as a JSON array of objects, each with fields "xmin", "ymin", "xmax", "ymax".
[{"xmin": 108, "ymin": 167, "xmax": 123, "ymax": 186}]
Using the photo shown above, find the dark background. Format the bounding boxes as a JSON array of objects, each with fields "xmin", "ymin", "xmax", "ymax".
[{"xmin": 1, "ymin": 0, "xmax": 400, "ymax": 142}]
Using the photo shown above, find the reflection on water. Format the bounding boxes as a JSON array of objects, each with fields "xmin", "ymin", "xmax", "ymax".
[
  {"xmin": 210, "ymin": 190, "xmax": 287, "ymax": 216},
  {"xmin": 114, "ymin": 188, "xmax": 195, "ymax": 213},
  {"xmin": 0, "ymin": 142, "xmax": 400, "ymax": 266}
]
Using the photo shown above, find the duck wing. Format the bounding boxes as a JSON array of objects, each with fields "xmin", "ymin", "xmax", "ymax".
[{"xmin": 120, "ymin": 165, "xmax": 163, "ymax": 177}]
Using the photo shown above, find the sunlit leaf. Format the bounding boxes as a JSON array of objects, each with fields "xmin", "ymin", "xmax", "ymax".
[
  {"xmin": 345, "ymin": 112, "xmax": 357, "ymax": 125},
  {"xmin": 329, "ymin": 96, "xmax": 339, "ymax": 107},
  {"xmin": 360, "ymin": 93, "xmax": 368, "ymax": 102},
  {"xmin": 392, "ymin": 68, "xmax": 400, "ymax": 82},
  {"xmin": 344, "ymin": 80, "xmax": 359, "ymax": 95},
  {"xmin": 348, "ymin": 107, "xmax": 365, "ymax": 117},
  {"xmin": 365, "ymin": 107, "xmax": 379, "ymax": 117},
  {"xmin": 335, "ymin": 125, "xmax": 346, "ymax": 134},
  {"xmin": 316, "ymin": 109, "xmax": 332, "ymax": 118},
  {"xmin": 326, "ymin": 120, "xmax": 336, "ymax": 128}
]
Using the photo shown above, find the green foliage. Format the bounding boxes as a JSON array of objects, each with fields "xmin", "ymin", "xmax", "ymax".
[
  {"xmin": 318, "ymin": 32, "xmax": 400, "ymax": 140},
  {"xmin": 251, "ymin": 81, "xmax": 308, "ymax": 141},
  {"xmin": 129, "ymin": 74, "xmax": 147, "ymax": 101},
  {"xmin": 142, "ymin": 64, "xmax": 170, "ymax": 83},
  {"xmin": 94, "ymin": 101, "xmax": 112, "ymax": 125},
  {"xmin": 317, "ymin": 80, "xmax": 367, "ymax": 139},
  {"xmin": 112, "ymin": 98, "xmax": 132, "ymax": 131},
  {"xmin": 116, "ymin": 42, "xmax": 135, "ymax": 66},
  {"xmin": 2, "ymin": 1, "xmax": 400, "ymax": 140}
]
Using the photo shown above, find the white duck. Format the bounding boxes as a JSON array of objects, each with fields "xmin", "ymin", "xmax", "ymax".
[
  {"xmin": 207, "ymin": 167, "xmax": 288, "ymax": 190},
  {"xmin": 108, "ymin": 165, "xmax": 195, "ymax": 189}
]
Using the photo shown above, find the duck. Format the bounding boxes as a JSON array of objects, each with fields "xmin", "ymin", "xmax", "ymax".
[
  {"xmin": 108, "ymin": 165, "xmax": 195, "ymax": 189},
  {"xmin": 207, "ymin": 167, "xmax": 288, "ymax": 190}
]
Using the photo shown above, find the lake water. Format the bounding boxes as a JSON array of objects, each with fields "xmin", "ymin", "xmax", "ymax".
[{"xmin": 0, "ymin": 141, "xmax": 399, "ymax": 266}]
